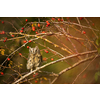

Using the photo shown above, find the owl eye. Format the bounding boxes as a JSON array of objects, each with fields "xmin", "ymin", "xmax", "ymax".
[
  {"xmin": 34, "ymin": 48, "xmax": 37, "ymax": 53},
  {"xmin": 29, "ymin": 48, "xmax": 33, "ymax": 53}
]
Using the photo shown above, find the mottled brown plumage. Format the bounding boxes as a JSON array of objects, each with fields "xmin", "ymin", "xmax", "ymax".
[{"xmin": 26, "ymin": 46, "xmax": 42, "ymax": 71}]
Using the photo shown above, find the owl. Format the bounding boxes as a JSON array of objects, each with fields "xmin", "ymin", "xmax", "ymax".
[{"xmin": 26, "ymin": 46, "xmax": 42, "ymax": 72}]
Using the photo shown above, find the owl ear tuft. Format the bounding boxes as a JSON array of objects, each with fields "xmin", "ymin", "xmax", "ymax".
[
  {"xmin": 35, "ymin": 46, "xmax": 39, "ymax": 49},
  {"xmin": 29, "ymin": 47, "xmax": 34, "ymax": 53},
  {"xmin": 34, "ymin": 46, "xmax": 40, "ymax": 53}
]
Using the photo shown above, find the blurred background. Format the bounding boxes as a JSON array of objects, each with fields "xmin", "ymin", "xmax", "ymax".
[{"xmin": 0, "ymin": 17, "xmax": 100, "ymax": 84}]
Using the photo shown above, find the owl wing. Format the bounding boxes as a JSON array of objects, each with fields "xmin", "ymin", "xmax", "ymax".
[{"xmin": 34, "ymin": 54, "xmax": 42, "ymax": 67}]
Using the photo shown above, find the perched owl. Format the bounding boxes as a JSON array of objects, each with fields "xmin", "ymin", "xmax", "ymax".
[{"xmin": 26, "ymin": 46, "xmax": 42, "ymax": 72}]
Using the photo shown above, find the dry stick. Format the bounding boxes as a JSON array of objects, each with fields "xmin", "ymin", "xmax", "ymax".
[
  {"xmin": 83, "ymin": 17, "xmax": 98, "ymax": 50},
  {"xmin": 0, "ymin": 36, "xmax": 25, "ymax": 41},
  {"xmin": 38, "ymin": 42, "xmax": 65, "ymax": 58},
  {"xmin": 57, "ymin": 23, "xmax": 82, "ymax": 60},
  {"xmin": 0, "ymin": 31, "xmax": 62, "ymax": 42},
  {"xmin": 76, "ymin": 17, "xmax": 90, "ymax": 58},
  {"xmin": 22, "ymin": 21, "xmax": 99, "ymax": 40},
  {"xmin": 47, "ymin": 47, "xmax": 65, "ymax": 58},
  {"xmin": 76, "ymin": 18, "xmax": 92, "ymax": 48},
  {"xmin": 56, "ymin": 24, "xmax": 81, "ymax": 53},
  {"xmin": 69, "ymin": 23, "xmax": 98, "ymax": 50},
  {"xmin": 50, "ymin": 18, "xmax": 99, "ymax": 32},
  {"xmin": 53, "ymin": 20, "xmax": 99, "ymax": 31},
  {"xmin": 72, "ymin": 18, "xmax": 97, "ymax": 50},
  {"xmin": 4, "ymin": 44, "xmax": 14, "ymax": 54},
  {"xmin": 16, "ymin": 17, "xmax": 24, "ymax": 25},
  {"xmin": 72, "ymin": 54, "xmax": 98, "ymax": 84},
  {"xmin": 58, "ymin": 21, "xmax": 98, "ymax": 48},
  {"xmin": 84, "ymin": 34, "xmax": 92, "ymax": 48},
  {"xmin": 67, "ymin": 24, "xmax": 90, "ymax": 51},
  {"xmin": 61, "ymin": 21, "xmax": 99, "ymax": 31},
  {"xmin": 38, "ymin": 36, "xmax": 73, "ymax": 54},
  {"xmin": 54, "ymin": 24, "xmax": 81, "ymax": 56},
  {"xmin": 66, "ymin": 24, "xmax": 82, "ymax": 59},
  {"xmin": 85, "ymin": 35, "xmax": 97, "ymax": 50},
  {"xmin": 76, "ymin": 17, "xmax": 82, "ymax": 30},
  {"xmin": 19, "ymin": 71, "xmax": 58, "ymax": 84},
  {"xmin": 19, "ymin": 77, "xmax": 35, "ymax": 84},
  {"xmin": 54, "ymin": 24, "xmax": 85, "ymax": 41},
  {"xmin": 51, "ymin": 54, "xmax": 100, "ymax": 84},
  {"xmin": 38, "ymin": 17, "xmax": 40, "ymax": 23},
  {"xmin": 84, "ymin": 17, "xmax": 98, "ymax": 39},
  {"xmin": 23, "ymin": 21, "xmax": 99, "ymax": 32},
  {"xmin": 12, "ymin": 50, "xmax": 97, "ymax": 84},
  {"xmin": 4, "ymin": 30, "xmax": 85, "ymax": 41},
  {"xmin": 88, "ymin": 18, "xmax": 99, "ymax": 33},
  {"xmin": 10, "ymin": 68, "xmax": 22, "ymax": 77},
  {"xmin": 4, "ymin": 20, "xmax": 19, "ymax": 32},
  {"xmin": 54, "ymin": 35, "xmax": 74, "ymax": 54},
  {"xmin": 82, "ymin": 18, "xmax": 98, "ymax": 49}
]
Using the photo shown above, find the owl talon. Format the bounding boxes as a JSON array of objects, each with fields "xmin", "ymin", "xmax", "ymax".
[
  {"xmin": 30, "ymin": 69, "xmax": 36, "ymax": 74},
  {"xmin": 36, "ymin": 67, "xmax": 39, "ymax": 70},
  {"xmin": 36, "ymin": 67, "xmax": 41, "ymax": 72}
]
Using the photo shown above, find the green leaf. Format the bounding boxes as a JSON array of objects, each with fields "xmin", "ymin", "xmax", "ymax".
[
  {"xmin": 96, "ymin": 39, "xmax": 99, "ymax": 46},
  {"xmin": 97, "ymin": 71, "xmax": 100, "ymax": 76},
  {"xmin": 97, "ymin": 48, "xmax": 100, "ymax": 54},
  {"xmin": 95, "ymin": 72, "xmax": 98, "ymax": 81},
  {"xmin": 96, "ymin": 37, "xmax": 100, "ymax": 46}
]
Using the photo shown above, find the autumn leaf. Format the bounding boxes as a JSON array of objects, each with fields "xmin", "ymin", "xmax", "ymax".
[
  {"xmin": 43, "ymin": 77, "xmax": 47, "ymax": 80},
  {"xmin": 0, "ymin": 49, "xmax": 5, "ymax": 55}
]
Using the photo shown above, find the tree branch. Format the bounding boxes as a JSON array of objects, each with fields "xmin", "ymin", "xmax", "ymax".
[{"xmin": 12, "ymin": 50, "xmax": 97, "ymax": 84}]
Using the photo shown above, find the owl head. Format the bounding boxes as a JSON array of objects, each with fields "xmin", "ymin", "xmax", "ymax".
[{"xmin": 29, "ymin": 46, "xmax": 40, "ymax": 55}]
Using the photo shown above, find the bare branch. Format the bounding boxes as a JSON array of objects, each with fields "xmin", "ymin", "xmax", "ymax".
[{"xmin": 12, "ymin": 50, "xmax": 97, "ymax": 84}]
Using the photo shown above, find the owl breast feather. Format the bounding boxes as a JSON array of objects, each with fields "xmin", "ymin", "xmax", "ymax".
[{"xmin": 27, "ymin": 57, "xmax": 35, "ymax": 69}]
